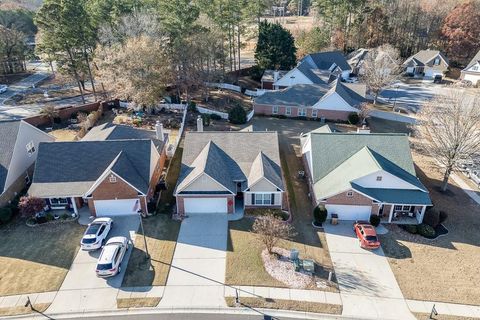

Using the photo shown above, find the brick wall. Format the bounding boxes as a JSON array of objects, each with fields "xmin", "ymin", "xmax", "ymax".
[
  {"xmin": 0, "ymin": 165, "xmax": 33, "ymax": 207},
  {"xmin": 176, "ymin": 194, "xmax": 234, "ymax": 216},
  {"xmin": 325, "ymin": 189, "xmax": 373, "ymax": 206},
  {"xmin": 254, "ymin": 103, "xmax": 352, "ymax": 121}
]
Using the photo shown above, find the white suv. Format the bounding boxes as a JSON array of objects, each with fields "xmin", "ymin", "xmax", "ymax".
[
  {"xmin": 95, "ymin": 236, "xmax": 129, "ymax": 278},
  {"xmin": 0, "ymin": 85, "xmax": 7, "ymax": 93},
  {"xmin": 80, "ymin": 217, "xmax": 113, "ymax": 251}
]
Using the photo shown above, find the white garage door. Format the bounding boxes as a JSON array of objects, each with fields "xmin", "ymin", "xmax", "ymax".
[
  {"xmin": 464, "ymin": 74, "xmax": 480, "ymax": 85},
  {"xmin": 94, "ymin": 199, "xmax": 140, "ymax": 216},
  {"xmin": 184, "ymin": 198, "xmax": 228, "ymax": 214},
  {"xmin": 325, "ymin": 204, "xmax": 372, "ymax": 221}
]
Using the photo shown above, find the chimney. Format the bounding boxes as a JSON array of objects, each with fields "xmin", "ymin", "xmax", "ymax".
[
  {"xmin": 155, "ymin": 121, "xmax": 164, "ymax": 141},
  {"xmin": 273, "ymin": 70, "xmax": 280, "ymax": 83},
  {"xmin": 357, "ymin": 125, "xmax": 370, "ymax": 134},
  {"xmin": 197, "ymin": 115, "xmax": 203, "ymax": 132}
]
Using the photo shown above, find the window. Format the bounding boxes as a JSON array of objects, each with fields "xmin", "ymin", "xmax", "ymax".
[
  {"xmin": 472, "ymin": 65, "xmax": 479, "ymax": 71},
  {"xmin": 346, "ymin": 191, "xmax": 354, "ymax": 197},
  {"xmin": 298, "ymin": 108, "xmax": 307, "ymax": 116},
  {"xmin": 434, "ymin": 57, "xmax": 440, "ymax": 65},
  {"xmin": 312, "ymin": 110, "xmax": 318, "ymax": 118},
  {"xmin": 50, "ymin": 198, "xmax": 69, "ymax": 206},
  {"xmin": 254, "ymin": 193, "xmax": 272, "ymax": 205},
  {"xmin": 394, "ymin": 205, "xmax": 403, "ymax": 211},
  {"xmin": 286, "ymin": 107, "xmax": 292, "ymax": 116},
  {"xmin": 402, "ymin": 205, "xmax": 411, "ymax": 211},
  {"xmin": 328, "ymin": 63, "xmax": 337, "ymax": 71},
  {"xmin": 24, "ymin": 174, "xmax": 30, "ymax": 184},
  {"xmin": 272, "ymin": 106, "xmax": 279, "ymax": 114},
  {"xmin": 376, "ymin": 176, "xmax": 382, "ymax": 181},
  {"xmin": 109, "ymin": 175, "xmax": 117, "ymax": 183},
  {"xmin": 26, "ymin": 141, "xmax": 35, "ymax": 156}
]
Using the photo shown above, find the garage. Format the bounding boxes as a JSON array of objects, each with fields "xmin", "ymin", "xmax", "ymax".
[
  {"xmin": 184, "ymin": 197, "xmax": 228, "ymax": 214},
  {"xmin": 325, "ymin": 204, "xmax": 372, "ymax": 221},
  {"xmin": 94, "ymin": 199, "xmax": 140, "ymax": 216}
]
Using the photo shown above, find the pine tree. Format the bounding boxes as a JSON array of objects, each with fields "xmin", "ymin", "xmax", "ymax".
[{"xmin": 254, "ymin": 21, "xmax": 296, "ymax": 70}]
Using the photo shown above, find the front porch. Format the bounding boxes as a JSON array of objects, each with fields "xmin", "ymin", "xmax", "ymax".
[{"xmin": 380, "ymin": 204, "xmax": 426, "ymax": 225}]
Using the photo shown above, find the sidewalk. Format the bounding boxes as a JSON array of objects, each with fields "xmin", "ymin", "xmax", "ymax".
[
  {"xmin": 407, "ymin": 299, "xmax": 480, "ymax": 318},
  {"xmin": 451, "ymin": 173, "xmax": 480, "ymax": 205}
]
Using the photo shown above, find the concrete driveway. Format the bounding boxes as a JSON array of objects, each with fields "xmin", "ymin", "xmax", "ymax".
[
  {"xmin": 48, "ymin": 215, "xmax": 139, "ymax": 313},
  {"xmin": 324, "ymin": 222, "xmax": 415, "ymax": 320},
  {"xmin": 160, "ymin": 213, "xmax": 228, "ymax": 308}
]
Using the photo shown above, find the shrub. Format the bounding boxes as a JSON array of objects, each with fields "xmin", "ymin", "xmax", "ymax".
[
  {"xmin": 439, "ymin": 210, "xmax": 448, "ymax": 224},
  {"xmin": 245, "ymin": 208, "xmax": 288, "ymax": 221},
  {"xmin": 147, "ymin": 201, "xmax": 157, "ymax": 213},
  {"xmin": 404, "ymin": 224, "xmax": 418, "ymax": 234},
  {"xmin": 228, "ymin": 105, "xmax": 247, "ymax": 124},
  {"xmin": 201, "ymin": 114, "xmax": 211, "ymax": 126},
  {"xmin": 18, "ymin": 196, "xmax": 45, "ymax": 217},
  {"xmin": 132, "ymin": 118, "xmax": 142, "ymax": 127},
  {"xmin": 53, "ymin": 116, "xmax": 62, "ymax": 124},
  {"xmin": 348, "ymin": 113, "xmax": 359, "ymax": 124},
  {"xmin": 0, "ymin": 207, "xmax": 12, "ymax": 224},
  {"xmin": 313, "ymin": 205, "xmax": 328, "ymax": 225},
  {"xmin": 45, "ymin": 213, "xmax": 54, "ymax": 222},
  {"xmin": 423, "ymin": 208, "xmax": 440, "ymax": 228},
  {"xmin": 210, "ymin": 113, "xmax": 222, "ymax": 120},
  {"xmin": 61, "ymin": 213, "xmax": 70, "ymax": 220},
  {"xmin": 417, "ymin": 223, "xmax": 435, "ymax": 238},
  {"xmin": 369, "ymin": 215, "xmax": 381, "ymax": 227},
  {"xmin": 187, "ymin": 101, "xmax": 197, "ymax": 112}
]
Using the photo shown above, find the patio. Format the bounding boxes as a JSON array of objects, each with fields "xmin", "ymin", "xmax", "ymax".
[{"xmin": 380, "ymin": 204, "xmax": 426, "ymax": 224}]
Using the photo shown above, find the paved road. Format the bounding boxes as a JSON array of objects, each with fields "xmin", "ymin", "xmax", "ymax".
[{"xmin": 0, "ymin": 72, "xmax": 51, "ymax": 106}]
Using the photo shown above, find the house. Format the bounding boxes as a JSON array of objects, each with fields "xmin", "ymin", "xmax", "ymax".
[
  {"xmin": 403, "ymin": 49, "xmax": 449, "ymax": 78},
  {"xmin": 301, "ymin": 127, "xmax": 431, "ymax": 224},
  {"xmin": 261, "ymin": 70, "xmax": 288, "ymax": 89},
  {"xmin": 273, "ymin": 51, "xmax": 352, "ymax": 88},
  {"xmin": 253, "ymin": 80, "xmax": 366, "ymax": 121},
  {"xmin": 460, "ymin": 49, "xmax": 480, "ymax": 86},
  {"xmin": 0, "ymin": 120, "xmax": 54, "ymax": 207},
  {"xmin": 28, "ymin": 122, "xmax": 168, "ymax": 216},
  {"xmin": 174, "ymin": 131, "xmax": 285, "ymax": 215},
  {"xmin": 347, "ymin": 48, "xmax": 369, "ymax": 75}
]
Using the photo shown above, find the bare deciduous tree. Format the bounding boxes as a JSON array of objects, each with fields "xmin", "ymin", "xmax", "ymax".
[
  {"xmin": 39, "ymin": 105, "xmax": 59, "ymax": 126},
  {"xmin": 358, "ymin": 103, "xmax": 373, "ymax": 125},
  {"xmin": 252, "ymin": 214, "xmax": 296, "ymax": 254},
  {"xmin": 416, "ymin": 91, "xmax": 480, "ymax": 192},
  {"xmin": 360, "ymin": 44, "xmax": 401, "ymax": 104}
]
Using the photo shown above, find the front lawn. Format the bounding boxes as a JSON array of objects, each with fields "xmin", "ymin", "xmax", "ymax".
[
  {"xmin": 122, "ymin": 213, "xmax": 180, "ymax": 287},
  {"xmin": 380, "ymin": 152, "xmax": 480, "ymax": 305},
  {"xmin": 0, "ymin": 219, "xmax": 84, "ymax": 296}
]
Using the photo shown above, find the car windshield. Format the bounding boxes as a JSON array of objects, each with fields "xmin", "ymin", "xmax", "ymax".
[
  {"xmin": 366, "ymin": 235, "xmax": 378, "ymax": 242},
  {"xmin": 96, "ymin": 263, "xmax": 112, "ymax": 270},
  {"xmin": 86, "ymin": 223, "xmax": 101, "ymax": 235},
  {"xmin": 82, "ymin": 238, "xmax": 97, "ymax": 244}
]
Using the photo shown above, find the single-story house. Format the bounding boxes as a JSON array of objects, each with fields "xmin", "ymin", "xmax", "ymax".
[
  {"xmin": 28, "ymin": 122, "xmax": 168, "ymax": 216},
  {"xmin": 403, "ymin": 49, "xmax": 449, "ymax": 78},
  {"xmin": 174, "ymin": 131, "xmax": 285, "ymax": 215},
  {"xmin": 460, "ymin": 49, "xmax": 480, "ymax": 86},
  {"xmin": 261, "ymin": 69, "xmax": 288, "ymax": 89},
  {"xmin": 0, "ymin": 120, "xmax": 55, "ymax": 207},
  {"xmin": 347, "ymin": 48, "xmax": 369, "ymax": 75},
  {"xmin": 253, "ymin": 80, "xmax": 366, "ymax": 121},
  {"xmin": 301, "ymin": 126, "xmax": 431, "ymax": 224},
  {"xmin": 273, "ymin": 51, "xmax": 352, "ymax": 88}
]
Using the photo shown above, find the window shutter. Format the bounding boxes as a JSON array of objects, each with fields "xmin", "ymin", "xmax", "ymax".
[
  {"xmin": 251, "ymin": 193, "xmax": 255, "ymax": 205},
  {"xmin": 271, "ymin": 193, "xmax": 275, "ymax": 205}
]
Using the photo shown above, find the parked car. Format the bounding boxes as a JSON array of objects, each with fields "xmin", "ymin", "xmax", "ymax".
[
  {"xmin": 455, "ymin": 79, "xmax": 473, "ymax": 88},
  {"xmin": 95, "ymin": 236, "xmax": 129, "ymax": 278},
  {"xmin": 80, "ymin": 217, "xmax": 113, "ymax": 251},
  {"xmin": 353, "ymin": 221, "xmax": 380, "ymax": 250},
  {"xmin": 433, "ymin": 75, "xmax": 443, "ymax": 84},
  {"xmin": 344, "ymin": 77, "xmax": 359, "ymax": 83},
  {"xmin": 466, "ymin": 168, "xmax": 480, "ymax": 187},
  {"xmin": 0, "ymin": 84, "xmax": 7, "ymax": 93}
]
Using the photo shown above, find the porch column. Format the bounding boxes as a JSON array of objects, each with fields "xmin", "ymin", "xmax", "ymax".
[
  {"xmin": 70, "ymin": 197, "xmax": 78, "ymax": 214},
  {"xmin": 388, "ymin": 204, "xmax": 394, "ymax": 223},
  {"xmin": 418, "ymin": 206, "xmax": 427, "ymax": 223}
]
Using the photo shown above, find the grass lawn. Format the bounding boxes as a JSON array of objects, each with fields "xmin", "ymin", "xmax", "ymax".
[
  {"xmin": 117, "ymin": 297, "xmax": 161, "ymax": 309},
  {"xmin": 414, "ymin": 313, "xmax": 478, "ymax": 320},
  {"xmin": 225, "ymin": 297, "xmax": 342, "ymax": 315},
  {"xmin": 380, "ymin": 151, "xmax": 480, "ymax": 305},
  {"xmin": 122, "ymin": 214, "xmax": 180, "ymax": 287},
  {"xmin": 49, "ymin": 129, "xmax": 77, "ymax": 141},
  {"xmin": 0, "ymin": 219, "xmax": 84, "ymax": 296},
  {"xmin": 0, "ymin": 303, "xmax": 50, "ymax": 317}
]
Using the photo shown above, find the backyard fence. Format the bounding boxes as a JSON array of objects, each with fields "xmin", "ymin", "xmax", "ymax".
[
  {"xmin": 206, "ymin": 82, "xmax": 242, "ymax": 93},
  {"xmin": 246, "ymin": 109, "xmax": 255, "ymax": 122},
  {"xmin": 196, "ymin": 105, "xmax": 229, "ymax": 120},
  {"xmin": 244, "ymin": 89, "xmax": 268, "ymax": 97}
]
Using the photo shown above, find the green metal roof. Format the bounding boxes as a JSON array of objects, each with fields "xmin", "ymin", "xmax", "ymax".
[{"xmin": 352, "ymin": 183, "xmax": 432, "ymax": 205}]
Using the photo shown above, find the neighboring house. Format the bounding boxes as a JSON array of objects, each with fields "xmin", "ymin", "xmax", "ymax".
[
  {"xmin": 273, "ymin": 51, "xmax": 352, "ymax": 88},
  {"xmin": 28, "ymin": 122, "xmax": 168, "ymax": 216},
  {"xmin": 174, "ymin": 131, "xmax": 285, "ymax": 215},
  {"xmin": 347, "ymin": 48, "xmax": 369, "ymax": 75},
  {"xmin": 261, "ymin": 70, "xmax": 288, "ymax": 89},
  {"xmin": 253, "ymin": 80, "xmax": 366, "ymax": 121},
  {"xmin": 403, "ymin": 49, "xmax": 449, "ymax": 78},
  {"xmin": 460, "ymin": 49, "xmax": 480, "ymax": 86},
  {"xmin": 301, "ymin": 127, "xmax": 431, "ymax": 224},
  {"xmin": 0, "ymin": 120, "xmax": 54, "ymax": 207}
]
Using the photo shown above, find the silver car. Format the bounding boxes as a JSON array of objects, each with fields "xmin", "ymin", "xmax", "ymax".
[
  {"xmin": 0, "ymin": 85, "xmax": 7, "ymax": 93},
  {"xmin": 95, "ymin": 236, "xmax": 129, "ymax": 278}
]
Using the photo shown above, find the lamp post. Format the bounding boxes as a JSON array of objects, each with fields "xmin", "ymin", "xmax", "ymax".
[
  {"xmin": 138, "ymin": 210, "xmax": 150, "ymax": 260},
  {"xmin": 393, "ymin": 84, "xmax": 400, "ymax": 111}
]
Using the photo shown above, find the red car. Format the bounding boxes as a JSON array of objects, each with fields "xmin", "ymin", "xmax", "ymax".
[{"xmin": 353, "ymin": 221, "xmax": 380, "ymax": 250}]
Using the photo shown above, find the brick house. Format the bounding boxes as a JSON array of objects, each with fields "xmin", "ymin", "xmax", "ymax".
[
  {"xmin": 254, "ymin": 80, "xmax": 366, "ymax": 121},
  {"xmin": 0, "ymin": 120, "xmax": 54, "ymax": 207},
  {"xmin": 174, "ymin": 131, "xmax": 285, "ymax": 216},
  {"xmin": 28, "ymin": 123, "xmax": 168, "ymax": 217},
  {"xmin": 403, "ymin": 49, "xmax": 449, "ymax": 79},
  {"xmin": 301, "ymin": 126, "xmax": 431, "ymax": 224}
]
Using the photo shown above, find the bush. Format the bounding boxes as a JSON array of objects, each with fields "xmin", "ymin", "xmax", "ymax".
[
  {"xmin": 45, "ymin": 213, "xmax": 54, "ymax": 222},
  {"xmin": 18, "ymin": 196, "xmax": 46, "ymax": 217},
  {"xmin": 313, "ymin": 205, "xmax": 328, "ymax": 225},
  {"xmin": 210, "ymin": 113, "xmax": 222, "ymax": 120},
  {"xmin": 249, "ymin": 65, "xmax": 264, "ymax": 82},
  {"xmin": 201, "ymin": 114, "xmax": 211, "ymax": 126},
  {"xmin": 439, "ymin": 210, "xmax": 448, "ymax": 224},
  {"xmin": 417, "ymin": 223, "xmax": 435, "ymax": 238},
  {"xmin": 147, "ymin": 201, "xmax": 157, "ymax": 213},
  {"xmin": 348, "ymin": 113, "xmax": 359, "ymax": 124},
  {"xmin": 404, "ymin": 224, "xmax": 418, "ymax": 234},
  {"xmin": 0, "ymin": 207, "xmax": 12, "ymax": 224},
  {"xmin": 244, "ymin": 208, "xmax": 289, "ymax": 221},
  {"xmin": 132, "ymin": 118, "xmax": 142, "ymax": 127},
  {"xmin": 53, "ymin": 117, "xmax": 62, "ymax": 124},
  {"xmin": 423, "ymin": 208, "xmax": 440, "ymax": 228},
  {"xmin": 228, "ymin": 105, "xmax": 247, "ymax": 124},
  {"xmin": 187, "ymin": 101, "xmax": 197, "ymax": 112},
  {"xmin": 369, "ymin": 214, "xmax": 381, "ymax": 227},
  {"xmin": 61, "ymin": 213, "xmax": 70, "ymax": 220}
]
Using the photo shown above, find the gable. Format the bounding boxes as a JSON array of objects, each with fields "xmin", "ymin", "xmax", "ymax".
[
  {"xmin": 465, "ymin": 62, "xmax": 480, "ymax": 73},
  {"xmin": 351, "ymin": 170, "xmax": 421, "ymax": 190},
  {"xmin": 181, "ymin": 173, "xmax": 230, "ymax": 192},
  {"xmin": 91, "ymin": 172, "xmax": 140, "ymax": 198},
  {"xmin": 274, "ymin": 68, "xmax": 313, "ymax": 86},
  {"xmin": 248, "ymin": 177, "xmax": 279, "ymax": 192},
  {"xmin": 313, "ymin": 92, "xmax": 358, "ymax": 112}
]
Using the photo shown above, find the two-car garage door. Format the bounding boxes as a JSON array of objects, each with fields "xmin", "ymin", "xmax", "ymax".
[
  {"xmin": 94, "ymin": 199, "xmax": 140, "ymax": 216},
  {"xmin": 184, "ymin": 198, "xmax": 227, "ymax": 214},
  {"xmin": 325, "ymin": 204, "xmax": 371, "ymax": 221}
]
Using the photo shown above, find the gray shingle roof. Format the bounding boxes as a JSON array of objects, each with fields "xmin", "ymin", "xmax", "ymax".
[
  {"xmin": 261, "ymin": 69, "xmax": 289, "ymax": 82},
  {"xmin": 304, "ymin": 51, "xmax": 351, "ymax": 71},
  {"xmin": 464, "ymin": 49, "xmax": 480, "ymax": 70},
  {"xmin": 29, "ymin": 140, "xmax": 153, "ymax": 197},
  {"xmin": 296, "ymin": 61, "xmax": 331, "ymax": 84},
  {"xmin": 331, "ymin": 80, "xmax": 366, "ymax": 106},
  {"xmin": 248, "ymin": 152, "xmax": 284, "ymax": 191},
  {"xmin": 0, "ymin": 120, "xmax": 21, "ymax": 193},
  {"xmin": 404, "ymin": 50, "xmax": 449, "ymax": 66},
  {"xmin": 254, "ymin": 84, "xmax": 330, "ymax": 106},
  {"xmin": 176, "ymin": 132, "xmax": 283, "ymax": 194}
]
